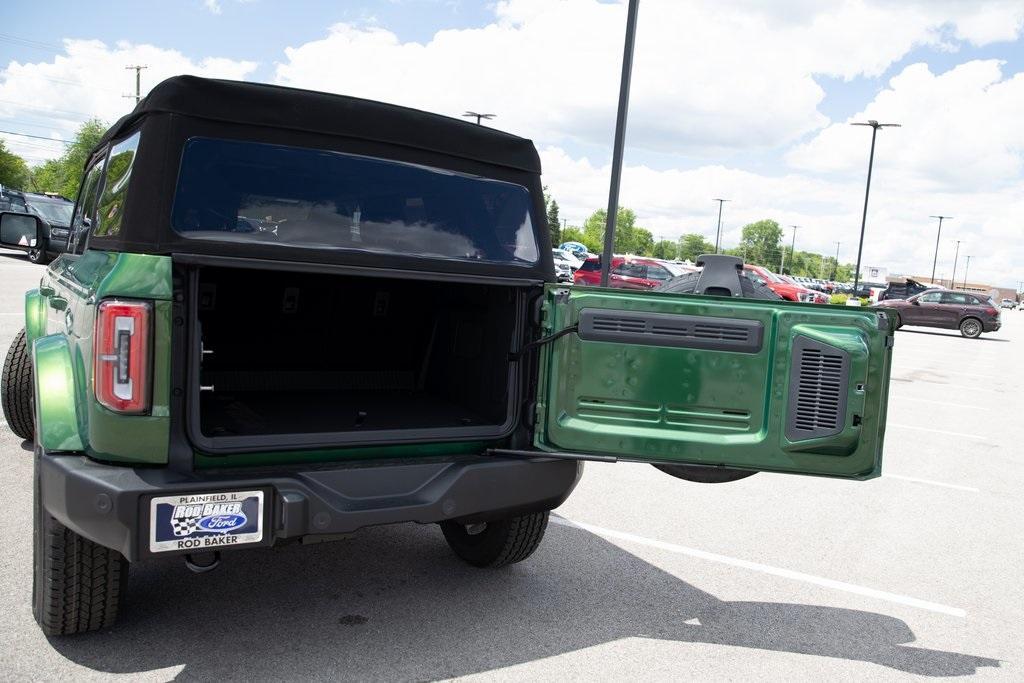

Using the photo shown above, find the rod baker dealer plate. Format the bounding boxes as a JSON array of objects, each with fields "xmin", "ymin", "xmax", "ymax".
[{"xmin": 149, "ymin": 490, "xmax": 264, "ymax": 553}]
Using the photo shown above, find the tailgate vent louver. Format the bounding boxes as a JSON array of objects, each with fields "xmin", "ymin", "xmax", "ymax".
[
  {"xmin": 579, "ymin": 309, "xmax": 764, "ymax": 353},
  {"xmin": 786, "ymin": 336, "xmax": 850, "ymax": 441}
]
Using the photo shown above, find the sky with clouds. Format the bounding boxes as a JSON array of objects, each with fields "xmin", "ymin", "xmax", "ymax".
[{"xmin": 1, "ymin": 0, "xmax": 1022, "ymax": 287}]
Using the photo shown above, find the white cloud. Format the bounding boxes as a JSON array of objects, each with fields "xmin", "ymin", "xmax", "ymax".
[
  {"xmin": 203, "ymin": 0, "xmax": 222, "ymax": 15},
  {"xmin": 273, "ymin": 0, "xmax": 1023, "ymax": 156},
  {"xmin": 0, "ymin": 40, "xmax": 257, "ymax": 161},
  {"xmin": 1, "ymin": 0, "xmax": 1021, "ymax": 287}
]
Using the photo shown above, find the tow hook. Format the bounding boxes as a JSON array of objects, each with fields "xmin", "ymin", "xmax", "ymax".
[{"xmin": 184, "ymin": 551, "xmax": 221, "ymax": 574}]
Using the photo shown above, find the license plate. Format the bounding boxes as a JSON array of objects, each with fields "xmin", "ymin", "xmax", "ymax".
[{"xmin": 149, "ymin": 490, "xmax": 264, "ymax": 553}]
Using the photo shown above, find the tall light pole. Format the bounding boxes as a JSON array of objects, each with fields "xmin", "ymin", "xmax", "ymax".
[
  {"xmin": 851, "ymin": 120, "xmax": 900, "ymax": 294},
  {"xmin": 712, "ymin": 198, "xmax": 730, "ymax": 254},
  {"xmin": 780, "ymin": 224, "xmax": 799, "ymax": 274},
  {"xmin": 950, "ymin": 239, "xmax": 962, "ymax": 289},
  {"xmin": 832, "ymin": 241, "xmax": 841, "ymax": 280},
  {"xmin": 462, "ymin": 111, "xmax": 495, "ymax": 125},
  {"xmin": 929, "ymin": 215, "xmax": 952, "ymax": 285},
  {"xmin": 599, "ymin": 0, "xmax": 640, "ymax": 287},
  {"xmin": 962, "ymin": 256, "xmax": 972, "ymax": 289}
]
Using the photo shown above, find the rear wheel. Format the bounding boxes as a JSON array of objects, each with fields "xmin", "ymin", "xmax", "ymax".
[
  {"xmin": 440, "ymin": 511, "xmax": 549, "ymax": 568},
  {"xmin": 2, "ymin": 328, "xmax": 34, "ymax": 441},
  {"xmin": 33, "ymin": 455, "xmax": 127, "ymax": 635},
  {"xmin": 959, "ymin": 317, "xmax": 982, "ymax": 338}
]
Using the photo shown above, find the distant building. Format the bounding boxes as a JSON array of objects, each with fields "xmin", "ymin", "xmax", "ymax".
[{"xmin": 904, "ymin": 275, "xmax": 1017, "ymax": 302}]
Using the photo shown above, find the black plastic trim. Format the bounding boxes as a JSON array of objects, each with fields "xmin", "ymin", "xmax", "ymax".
[
  {"xmin": 173, "ymin": 253, "xmax": 545, "ymax": 288},
  {"xmin": 577, "ymin": 308, "xmax": 764, "ymax": 353},
  {"xmin": 37, "ymin": 450, "xmax": 582, "ymax": 562},
  {"xmin": 785, "ymin": 335, "xmax": 850, "ymax": 442}
]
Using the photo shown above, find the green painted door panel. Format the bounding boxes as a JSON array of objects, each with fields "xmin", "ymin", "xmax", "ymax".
[{"xmin": 535, "ymin": 286, "xmax": 893, "ymax": 479}]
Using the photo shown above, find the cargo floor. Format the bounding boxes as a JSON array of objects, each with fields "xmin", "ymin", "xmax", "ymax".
[{"xmin": 199, "ymin": 391, "xmax": 492, "ymax": 437}]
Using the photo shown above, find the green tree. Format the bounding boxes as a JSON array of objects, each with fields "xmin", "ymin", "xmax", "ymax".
[
  {"xmin": 546, "ymin": 198, "xmax": 561, "ymax": 246},
  {"xmin": 0, "ymin": 140, "xmax": 30, "ymax": 190},
  {"xmin": 677, "ymin": 233, "xmax": 715, "ymax": 262},
  {"xmin": 651, "ymin": 239, "xmax": 678, "ymax": 260},
  {"xmin": 738, "ymin": 219, "xmax": 783, "ymax": 269},
  {"xmin": 28, "ymin": 119, "xmax": 106, "ymax": 198},
  {"xmin": 580, "ymin": 207, "xmax": 652, "ymax": 255},
  {"xmin": 559, "ymin": 226, "xmax": 589, "ymax": 250}
]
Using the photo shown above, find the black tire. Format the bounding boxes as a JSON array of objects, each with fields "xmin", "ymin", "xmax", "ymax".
[
  {"xmin": 892, "ymin": 313, "xmax": 903, "ymax": 330},
  {"xmin": 653, "ymin": 463, "xmax": 757, "ymax": 483},
  {"xmin": 33, "ymin": 454, "xmax": 127, "ymax": 635},
  {"xmin": 959, "ymin": 317, "xmax": 982, "ymax": 338},
  {"xmin": 2, "ymin": 328, "xmax": 34, "ymax": 441},
  {"xmin": 27, "ymin": 247, "xmax": 51, "ymax": 266},
  {"xmin": 440, "ymin": 511, "xmax": 549, "ymax": 568}
]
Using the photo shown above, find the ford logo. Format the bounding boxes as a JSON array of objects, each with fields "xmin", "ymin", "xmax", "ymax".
[{"xmin": 197, "ymin": 513, "xmax": 247, "ymax": 532}]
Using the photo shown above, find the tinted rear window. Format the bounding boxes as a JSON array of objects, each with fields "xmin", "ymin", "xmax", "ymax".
[{"xmin": 171, "ymin": 138, "xmax": 539, "ymax": 265}]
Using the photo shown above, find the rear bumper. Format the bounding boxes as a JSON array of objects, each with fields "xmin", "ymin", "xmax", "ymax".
[
  {"xmin": 38, "ymin": 451, "xmax": 583, "ymax": 562},
  {"xmin": 985, "ymin": 319, "xmax": 1001, "ymax": 331}
]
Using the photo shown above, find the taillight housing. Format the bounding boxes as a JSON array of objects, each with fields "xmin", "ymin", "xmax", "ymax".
[{"xmin": 94, "ymin": 300, "xmax": 152, "ymax": 414}]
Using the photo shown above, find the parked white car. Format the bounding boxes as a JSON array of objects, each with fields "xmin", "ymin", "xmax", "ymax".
[{"xmin": 552, "ymin": 248, "xmax": 584, "ymax": 270}]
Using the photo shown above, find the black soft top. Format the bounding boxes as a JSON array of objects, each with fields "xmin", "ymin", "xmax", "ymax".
[{"xmin": 99, "ymin": 76, "xmax": 541, "ymax": 174}]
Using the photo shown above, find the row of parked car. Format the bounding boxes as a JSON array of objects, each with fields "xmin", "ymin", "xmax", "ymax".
[{"xmin": 552, "ymin": 244, "xmax": 1005, "ymax": 339}]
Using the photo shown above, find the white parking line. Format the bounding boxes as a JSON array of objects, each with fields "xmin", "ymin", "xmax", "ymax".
[
  {"xmin": 888, "ymin": 423, "xmax": 992, "ymax": 442},
  {"xmin": 550, "ymin": 516, "xmax": 966, "ymax": 618},
  {"xmin": 894, "ymin": 367, "xmax": 1003, "ymax": 380},
  {"xmin": 883, "ymin": 473, "xmax": 979, "ymax": 492},
  {"xmin": 890, "ymin": 398, "xmax": 988, "ymax": 411},
  {"xmin": 890, "ymin": 380, "xmax": 1003, "ymax": 394}
]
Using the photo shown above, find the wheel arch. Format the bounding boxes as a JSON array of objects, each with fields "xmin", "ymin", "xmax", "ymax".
[
  {"xmin": 31, "ymin": 335, "xmax": 84, "ymax": 451},
  {"xmin": 24, "ymin": 289, "xmax": 46, "ymax": 346}
]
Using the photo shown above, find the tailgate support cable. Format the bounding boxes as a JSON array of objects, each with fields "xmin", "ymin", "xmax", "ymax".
[{"xmin": 509, "ymin": 324, "xmax": 578, "ymax": 362}]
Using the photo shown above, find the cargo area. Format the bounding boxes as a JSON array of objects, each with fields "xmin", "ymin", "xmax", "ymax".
[{"xmin": 190, "ymin": 266, "xmax": 525, "ymax": 448}]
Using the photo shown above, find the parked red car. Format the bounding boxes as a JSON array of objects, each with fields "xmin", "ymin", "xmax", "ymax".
[
  {"xmin": 743, "ymin": 264, "xmax": 828, "ymax": 303},
  {"xmin": 574, "ymin": 256, "xmax": 684, "ymax": 289}
]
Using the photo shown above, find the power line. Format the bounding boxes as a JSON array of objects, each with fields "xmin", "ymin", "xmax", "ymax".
[
  {"xmin": 0, "ymin": 32, "xmax": 65, "ymax": 53},
  {"xmin": 0, "ymin": 98, "xmax": 98, "ymax": 119},
  {"xmin": 0, "ymin": 129, "xmax": 72, "ymax": 145}
]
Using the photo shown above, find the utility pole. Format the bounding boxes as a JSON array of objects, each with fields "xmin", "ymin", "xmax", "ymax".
[
  {"xmin": 833, "ymin": 241, "xmax": 841, "ymax": 280},
  {"xmin": 712, "ymin": 198, "xmax": 730, "ymax": 254},
  {"xmin": 780, "ymin": 224, "xmax": 798, "ymax": 274},
  {"xmin": 599, "ymin": 0, "xmax": 640, "ymax": 287},
  {"xmin": 462, "ymin": 112, "xmax": 495, "ymax": 125},
  {"xmin": 929, "ymin": 215, "xmax": 952, "ymax": 285},
  {"xmin": 950, "ymin": 239, "xmax": 962, "ymax": 290},
  {"xmin": 851, "ymin": 120, "xmax": 900, "ymax": 295},
  {"xmin": 124, "ymin": 65, "xmax": 148, "ymax": 105},
  {"xmin": 962, "ymin": 256, "xmax": 972, "ymax": 289}
]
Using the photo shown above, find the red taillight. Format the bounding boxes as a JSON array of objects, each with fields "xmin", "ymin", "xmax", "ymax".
[
  {"xmin": 985, "ymin": 307, "xmax": 998, "ymax": 316},
  {"xmin": 94, "ymin": 300, "xmax": 152, "ymax": 414}
]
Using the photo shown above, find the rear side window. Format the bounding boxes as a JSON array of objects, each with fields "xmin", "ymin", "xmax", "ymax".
[
  {"xmin": 941, "ymin": 293, "xmax": 970, "ymax": 305},
  {"xmin": 69, "ymin": 154, "xmax": 107, "ymax": 254},
  {"xmin": 171, "ymin": 137, "xmax": 539, "ymax": 265},
  {"xmin": 95, "ymin": 132, "xmax": 140, "ymax": 238}
]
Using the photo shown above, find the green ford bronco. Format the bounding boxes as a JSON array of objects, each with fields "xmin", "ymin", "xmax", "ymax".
[{"xmin": 0, "ymin": 76, "xmax": 893, "ymax": 635}]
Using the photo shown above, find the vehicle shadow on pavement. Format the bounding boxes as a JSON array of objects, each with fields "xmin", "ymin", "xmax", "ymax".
[
  {"xmin": 47, "ymin": 520, "xmax": 999, "ymax": 680},
  {"xmin": 899, "ymin": 328, "xmax": 1009, "ymax": 342}
]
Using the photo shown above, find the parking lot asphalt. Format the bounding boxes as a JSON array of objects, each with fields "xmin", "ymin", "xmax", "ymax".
[{"xmin": 0, "ymin": 249, "xmax": 1020, "ymax": 681}]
